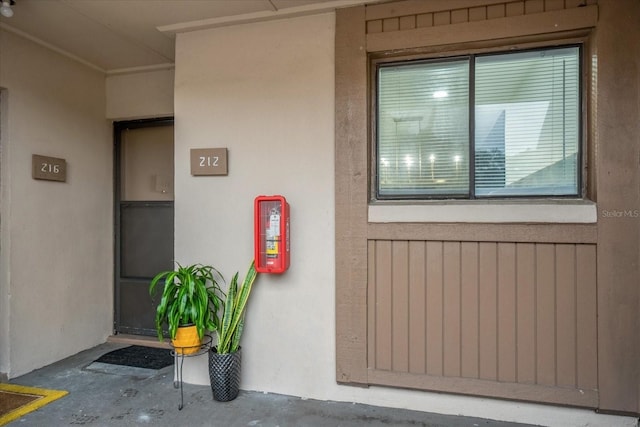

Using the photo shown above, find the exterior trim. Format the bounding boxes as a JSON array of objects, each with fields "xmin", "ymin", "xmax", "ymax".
[
  {"xmin": 335, "ymin": 5, "xmax": 369, "ymax": 385},
  {"xmin": 369, "ymin": 202, "xmax": 597, "ymax": 224},
  {"xmin": 366, "ymin": 6, "xmax": 598, "ymax": 52},
  {"xmin": 367, "ymin": 222, "xmax": 597, "ymax": 243},
  {"xmin": 369, "ymin": 369, "xmax": 598, "ymax": 408}
]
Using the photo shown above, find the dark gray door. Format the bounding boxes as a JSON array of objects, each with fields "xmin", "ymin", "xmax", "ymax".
[{"xmin": 115, "ymin": 118, "xmax": 174, "ymax": 336}]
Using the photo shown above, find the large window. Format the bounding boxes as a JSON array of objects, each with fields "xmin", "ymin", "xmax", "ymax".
[{"xmin": 376, "ymin": 46, "xmax": 581, "ymax": 199}]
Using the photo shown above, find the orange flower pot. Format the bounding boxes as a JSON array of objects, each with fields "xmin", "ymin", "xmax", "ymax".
[{"xmin": 172, "ymin": 325, "xmax": 201, "ymax": 355}]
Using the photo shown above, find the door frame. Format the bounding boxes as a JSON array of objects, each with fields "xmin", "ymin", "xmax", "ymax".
[{"xmin": 113, "ymin": 117, "xmax": 174, "ymax": 336}]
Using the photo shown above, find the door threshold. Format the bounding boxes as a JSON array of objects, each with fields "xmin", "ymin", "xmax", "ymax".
[{"xmin": 107, "ymin": 334, "xmax": 171, "ymax": 349}]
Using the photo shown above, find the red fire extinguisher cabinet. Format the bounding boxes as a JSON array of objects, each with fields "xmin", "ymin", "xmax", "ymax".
[{"xmin": 254, "ymin": 195, "xmax": 290, "ymax": 274}]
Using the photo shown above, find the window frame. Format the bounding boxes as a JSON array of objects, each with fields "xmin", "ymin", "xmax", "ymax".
[{"xmin": 371, "ymin": 43, "xmax": 584, "ymax": 202}]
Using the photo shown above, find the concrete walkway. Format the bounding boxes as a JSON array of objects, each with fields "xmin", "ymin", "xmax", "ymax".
[{"xmin": 5, "ymin": 342, "xmax": 539, "ymax": 426}]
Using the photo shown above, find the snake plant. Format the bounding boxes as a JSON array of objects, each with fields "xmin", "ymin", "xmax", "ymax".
[
  {"xmin": 215, "ymin": 260, "xmax": 258, "ymax": 354},
  {"xmin": 149, "ymin": 263, "xmax": 224, "ymax": 342}
]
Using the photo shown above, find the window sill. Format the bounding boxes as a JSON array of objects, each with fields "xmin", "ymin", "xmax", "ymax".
[{"xmin": 368, "ymin": 200, "xmax": 597, "ymax": 224}]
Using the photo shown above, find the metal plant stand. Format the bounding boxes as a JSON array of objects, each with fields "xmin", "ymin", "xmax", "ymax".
[{"xmin": 171, "ymin": 335, "xmax": 212, "ymax": 410}]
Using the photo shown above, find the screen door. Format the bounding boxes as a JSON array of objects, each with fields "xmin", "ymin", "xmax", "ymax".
[{"xmin": 115, "ymin": 119, "xmax": 174, "ymax": 336}]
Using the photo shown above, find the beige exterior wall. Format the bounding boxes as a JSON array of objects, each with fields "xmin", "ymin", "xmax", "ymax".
[
  {"xmin": 173, "ymin": 13, "xmax": 339, "ymax": 395},
  {"xmin": 0, "ymin": 29, "xmax": 113, "ymax": 378},
  {"xmin": 105, "ymin": 69, "xmax": 174, "ymax": 120},
  {"xmin": 0, "ymin": 78, "xmax": 8, "ymax": 380}
]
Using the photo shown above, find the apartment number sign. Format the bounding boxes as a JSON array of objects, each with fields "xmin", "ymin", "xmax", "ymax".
[
  {"xmin": 190, "ymin": 148, "xmax": 228, "ymax": 176},
  {"xmin": 32, "ymin": 154, "xmax": 67, "ymax": 182}
]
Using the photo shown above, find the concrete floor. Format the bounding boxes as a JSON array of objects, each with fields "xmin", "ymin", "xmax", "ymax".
[{"xmin": 4, "ymin": 342, "xmax": 539, "ymax": 427}]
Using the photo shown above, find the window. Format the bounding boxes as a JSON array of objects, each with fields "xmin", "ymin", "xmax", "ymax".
[{"xmin": 376, "ymin": 46, "xmax": 581, "ymax": 199}]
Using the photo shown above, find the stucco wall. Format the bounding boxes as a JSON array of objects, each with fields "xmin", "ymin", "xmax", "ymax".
[
  {"xmin": 0, "ymin": 29, "xmax": 113, "ymax": 378},
  {"xmin": 0, "ymin": 80, "xmax": 8, "ymax": 379},
  {"xmin": 106, "ymin": 69, "xmax": 174, "ymax": 120},
  {"xmin": 173, "ymin": 13, "xmax": 337, "ymax": 395}
]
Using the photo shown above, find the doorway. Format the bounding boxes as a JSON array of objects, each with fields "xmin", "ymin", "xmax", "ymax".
[{"xmin": 114, "ymin": 118, "xmax": 174, "ymax": 336}]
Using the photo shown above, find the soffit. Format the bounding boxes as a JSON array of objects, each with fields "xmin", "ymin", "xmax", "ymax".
[{"xmin": 0, "ymin": 0, "xmax": 380, "ymax": 73}]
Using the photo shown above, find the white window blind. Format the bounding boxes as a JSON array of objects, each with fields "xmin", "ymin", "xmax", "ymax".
[
  {"xmin": 378, "ymin": 59, "xmax": 469, "ymax": 197},
  {"xmin": 376, "ymin": 46, "xmax": 580, "ymax": 199},
  {"xmin": 475, "ymin": 47, "xmax": 580, "ymax": 196}
]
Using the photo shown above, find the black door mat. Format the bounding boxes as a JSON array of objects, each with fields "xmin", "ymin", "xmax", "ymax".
[{"xmin": 94, "ymin": 345, "xmax": 173, "ymax": 370}]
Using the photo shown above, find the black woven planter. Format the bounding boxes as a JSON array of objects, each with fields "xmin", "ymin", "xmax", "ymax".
[{"xmin": 208, "ymin": 347, "xmax": 241, "ymax": 402}]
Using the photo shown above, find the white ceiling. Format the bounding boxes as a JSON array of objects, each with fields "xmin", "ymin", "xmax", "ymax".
[{"xmin": 0, "ymin": 0, "xmax": 378, "ymax": 74}]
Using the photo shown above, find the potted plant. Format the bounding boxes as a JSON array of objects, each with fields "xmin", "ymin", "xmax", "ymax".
[
  {"xmin": 149, "ymin": 263, "xmax": 224, "ymax": 355},
  {"xmin": 209, "ymin": 260, "xmax": 258, "ymax": 401}
]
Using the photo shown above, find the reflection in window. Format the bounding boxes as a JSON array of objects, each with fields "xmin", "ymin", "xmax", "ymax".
[
  {"xmin": 376, "ymin": 46, "xmax": 580, "ymax": 199},
  {"xmin": 378, "ymin": 59, "xmax": 469, "ymax": 197}
]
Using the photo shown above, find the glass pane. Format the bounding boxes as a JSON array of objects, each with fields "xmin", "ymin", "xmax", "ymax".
[
  {"xmin": 378, "ymin": 59, "xmax": 470, "ymax": 197},
  {"xmin": 475, "ymin": 47, "xmax": 580, "ymax": 197},
  {"xmin": 121, "ymin": 126, "xmax": 174, "ymax": 201}
]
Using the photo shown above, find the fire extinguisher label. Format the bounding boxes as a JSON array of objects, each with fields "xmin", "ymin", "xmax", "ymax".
[{"xmin": 266, "ymin": 212, "xmax": 280, "ymax": 259}]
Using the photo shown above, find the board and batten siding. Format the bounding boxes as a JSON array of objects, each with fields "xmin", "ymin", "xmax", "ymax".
[
  {"xmin": 334, "ymin": 0, "xmax": 625, "ymax": 411},
  {"xmin": 367, "ymin": 239, "xmax": 597, "ymax": 406}
]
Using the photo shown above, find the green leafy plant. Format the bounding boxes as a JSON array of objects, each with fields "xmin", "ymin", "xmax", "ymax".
[
  {"xmin": 215, "ymin": 260, "xmax": 258, "ymax": 354},
  {"xmin": 149, "ymin": 263, "xmax": 224, "ymax": 342}
]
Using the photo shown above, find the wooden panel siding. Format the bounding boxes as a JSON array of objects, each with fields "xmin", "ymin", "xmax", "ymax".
[
  {"xmin": 367, "ymin": 240, "xmax": 598, "ymax": 406},
  {"xmin": 334, "ymin": 0, "xmax": 640, "ymax": 414},
  {"xmin": 365, "ymin": 1, "xmax": 598, "ymax": 53},
  {"xmin": 365, "ymin": 0, "xmax": 598, "ymax": 26}
]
